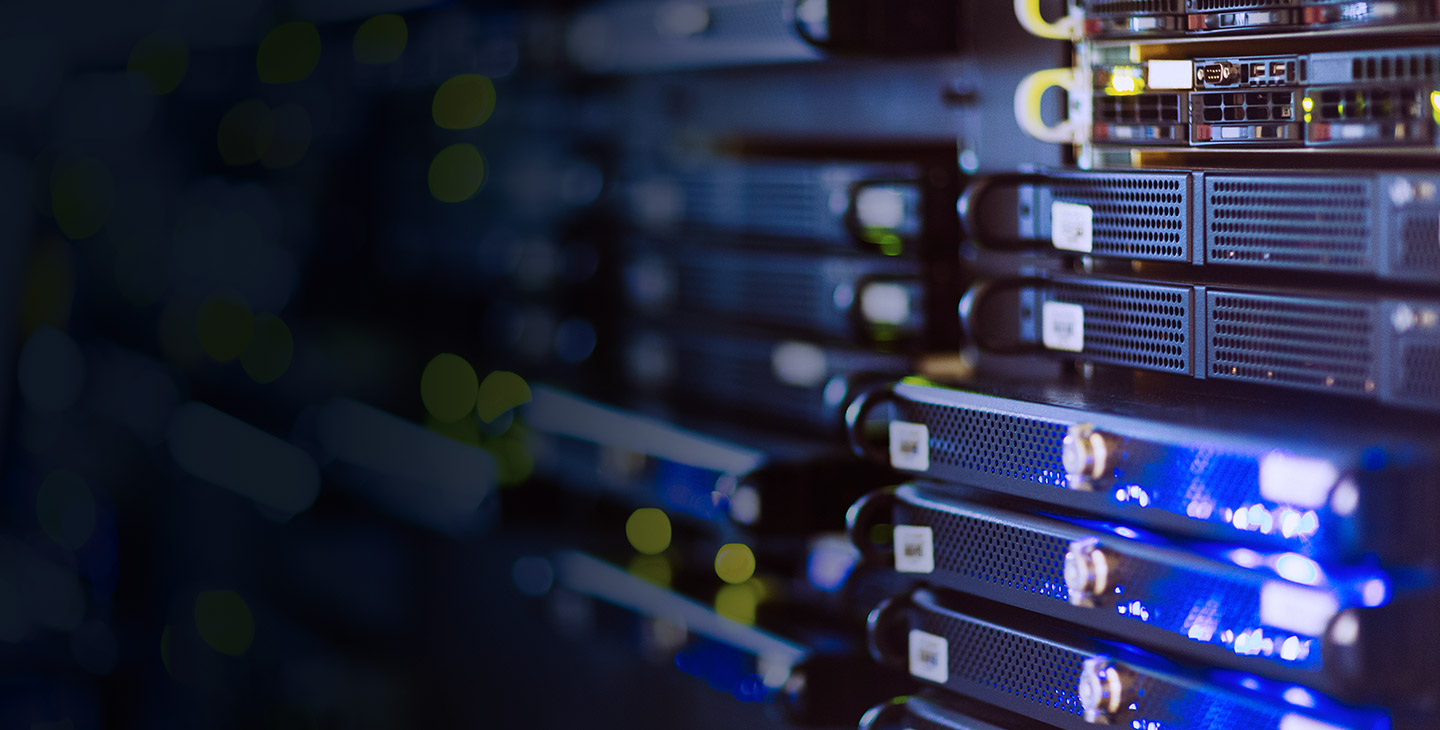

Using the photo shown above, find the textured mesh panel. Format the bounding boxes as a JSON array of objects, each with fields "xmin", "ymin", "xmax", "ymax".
[
  {"xmin": 910, "ymin": 607, "xmax": 1301, "ymax": 730},
  {"xmin": 1208, "ymin": 292, "xmax": 1376, "ymax": 394},
  {"xmin": 1398, "ymin": 211, "xmax": 1440, "ymax": 277},
  {"xmin": 679, "ymin": 165, "xmax": 843, "ymax": 239},
  {"xmin": 709, "ymin": 0, "xmax": 796, "ymax": 42},
  {"xmin": 1189, "ymin": 0, "xmax": 1297, "ymax": 9},
  {"xmin": 670, "ymin": 337, "xmax": 822, "ymax": 424},
  {"xmin": 905, "ymin": 505, "xmax": 1071, "ymax": 601},
  {"xmin": 1046, "ymin": 280, "xmax": 1192, "ymax": 373},
  {"xmin": 674, "ymin": 253, "xmax": 828, "ymax": 331},
  {"xmin": 903, "ymin": 402, "xmax": 1070, "ymax": 487},
  {"xmin": 1400, "ymin": 344, "xmax": 1440, "ymax": 405},
  {"xmin": 1205, "ymin": 176, "xmax": 1371, "ymax": 271},
  {"xmin": 1086, "ymin": 0, "xmax": 1184, "ymax": 13},
  {"xmin": 1052, "ymin": 174, "xmax": 1188, "ymax": 261},
  {"xmin": 917, "ymin": 612, "xmax": 1086, "ymax": 716}
]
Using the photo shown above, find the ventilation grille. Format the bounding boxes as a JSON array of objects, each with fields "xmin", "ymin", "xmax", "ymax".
[
  {"xmin": 669, "ymin": 337, "xmax": 824, "ymax": 425},
  {"xmin": 1046, "ymin": 280, "xmax": 1192, "ymax": 374},
  {"xmin": 917, "ymin": 612, "xmax": 1086, "ymax": 716},
  {"xmin": 1095, "ymin": 93, "xmax": 1184, "ymax": 123},
  {"xmin": 1189, "ymin": 0, "xmax": 1296, "ymax": 8},
  {"xmin": 899, "ymin": 503, "xmax": 1071, "ymax": 601},
  {"xmin": 1400, "ymin": 343, "xmax": 1440, "ymax": 405},
  {"xmin": 1087, "ymin": 0, "xmax": 1183, "ymax": 14},
  {"xmin": 899, "ymin": 401, "xmax": 1070, "ymax": 488},
  {"xmin": 679, "ymin": 167, "xmax": 842, "ymax": 239},
  {"xmin": 900, "ymin": 497, "xmax": 1298, "ymax": 669},
  {"xmin": 1208, "ymin": 292, "xmax": 1377, "ymax": 395},
  {"xmin": 1204, "ymin": 176, "xmax": 1371, "ymax": 271},
  {"xmin": 1312, "ymin": 87, "xmax": 1423, "ymax": 121},
  {"xmin": 1347, "ymin": 50, "xmax": 1440, "ymax": 82},
  {"xmin": 674, "ymin": 254, "xmax": 828, "ymax": 331},
  {"xmin": 911, "ymin": 608, "xmax": 1288, "ymax": 730},
  {"xmin": 1052, "ymin": 174, "xmax": 1188, "ymax": 261},
  {"xmin": 1398, "ymin": 211, "xmax": 1440, "ymax": 276},
  {"xmin": 707, "ymin": 0, "xmax": 799, "ymax": 42},
  {"xmin": 1195, "ymin": 90, "xmax": 1296, "ymax": 123}
]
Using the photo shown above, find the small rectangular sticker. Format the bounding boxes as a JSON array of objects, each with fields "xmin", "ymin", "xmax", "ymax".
[
  {"xmin": 908, "ymin": 629, "xmax": 949, "ymax": 684},
  {"xmin": 893, "ymin": 526, "xmax": 935, "ymax": 574},
  {"xmin": 1042, "ymin": 301, "xmax": 1085, "ymax": 352},
  {"xmin": 1050, "ymin": 201, "xmax": 1094, "ymax": 253},
  {"xmin": 889, "ymin": 422, "xmax": 930, "ymax": 472}
]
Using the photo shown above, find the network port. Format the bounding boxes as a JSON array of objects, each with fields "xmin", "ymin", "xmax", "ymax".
[{"xmin": 1199, "ymin": 62, "xmax": 1241, "ymax": 85}]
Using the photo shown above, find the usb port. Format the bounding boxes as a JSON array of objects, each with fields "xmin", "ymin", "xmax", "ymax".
[
  {"xmin": 1271, "ymin": 61, "xmax": 1286, "ymax": 76},
  {"xmin": 1252, "ymin": 63, "xmax": 1265, "ymax": 76}
]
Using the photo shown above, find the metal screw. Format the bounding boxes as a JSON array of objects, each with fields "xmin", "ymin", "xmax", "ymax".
[
  {"xmin": 1064, "ymin": 539, "xmax": 1114, "ymax": 607},
  {"xmin": 1078, "ymin": 656, "xmax": 1127, "ymax": 724},
  {"xmin": 1062, "ymin": 423, "xmax": 1121, "ymax": 490}
]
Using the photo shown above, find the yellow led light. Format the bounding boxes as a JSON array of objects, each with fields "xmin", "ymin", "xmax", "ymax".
[
  {"xmin": 1431, "ymin": 91, "xmax": 1440, "ymax": 113},
  {"xmin": 715, "ymin": 543, "xmax": 756, "ymax": 584},
  {"xmin": 626, "ymin": 508, "xmax": 672, "ymax": 555},
  {"xmin": 1110, "ymin": 74, "xmax": 1137, "ymax": 94},
  {"xmin": 1302, "ymin": 97, "xmax": 1314, "ymax": 113}
]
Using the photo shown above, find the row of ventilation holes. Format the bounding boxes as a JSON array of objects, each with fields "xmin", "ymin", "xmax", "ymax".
[
  {"xmin": 914, "ymin": 404, "xmax": 1065, "ymax": 479},
  {"xmin": 925, "ymin": 511, "xmax": 1070, "ymax": 599},
  {"xmin": 1401, "ymin": 215, "xmax": 1440, "ymax": 270},
  {"xmin": 1208, "ymin": 181, "xmax": 1368, "ymax": 262},
  {"xmin": 1086, "ymin": 0, "xmax": 1184, "ymax": 14},
  {"xmin": 1059, "ymin": 289, "xmax": 1188, "ymax": 370},
  {"xmin": 1352, "ymin": 53, "xmax": 1440, "ymax": 81},
  {"xmin": 932, "ymin": 616, "xmax": 1087, "ymax": 714},
  {"xmin": 1190, "ymin": 0, "xmax": 1294, "ymax": 9},
  {"xmin": 1210, "ymin": 298, "xmax": 1373, "ymax": 386},
  {"xmin": 1058, "ymin": 178, "xmax": 1187, "ymax": 257},
  {"xmin": 1402, "ymin": 345, "xmax": 1440, "ymax": 401}
]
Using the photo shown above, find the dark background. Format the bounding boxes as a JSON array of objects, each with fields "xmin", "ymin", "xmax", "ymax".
[{"xmin": 0, "ymin": 1, "xmax": 1065, "ymax": 727}]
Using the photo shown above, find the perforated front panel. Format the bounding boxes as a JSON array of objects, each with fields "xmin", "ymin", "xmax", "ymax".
[
  {"xmin": 1205, "ymin": 175, "xmax": 1372, "ymax": 271},
  {"xmin": 898, "ymin": 501, "xmax": 1071, "ymax": 601},
  {"xmin": 678, "ymin": 164, "xmax": 849, "ymax": 240},
  {"xmin": 1208, "ymin": 292, "xmax": 1377, "ymax": 394},
  {"xmin": 1397, "ymin": 210, "xmax": 1440, "ymax": 279},
  {"xmin": 1399, "ymin": 343, "xmax": 1440, "ymax": 406},
  {"xmin": 1051, "ymin": 173, "xmax": 1189, "ymax": 261},
  {"xmin": 916, "ymin": 612, "xmax": 1086, "ymax": 717},
  {"xmin": 667, "ymin": 335, "xmax": 826, "ymax": 426},
  {"xmin": 1086, "ymin": 0, "xmax": 1184, "ymax": 14},
  {"xmin": 674, "ymin": 252, "xmax": 831, "ymax": 331},
  {"xmin": 708, "ymin": 0, "xmax": 800, "ymax": 42},
  {"xmin": 1189, "ymin": 0, "xmax": 1298, "ymax": 9},
  {"xmin": 1044, "ymin": 280, "xmax": 1193, "ymax": 374},
  {"xmin": 908, "ymin": 606, "xmax": 1291, "ymax": 730},
  {"xmin": 899, "ymin": 401, "xmax": 1070, "ymax": 488}
]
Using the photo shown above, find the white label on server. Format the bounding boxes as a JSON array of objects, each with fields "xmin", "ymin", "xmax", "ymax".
[
  {"xmin": 1146, "ymin": 59, "xmax": 1194, "ymax": 90},
  {"xmin": 1260, "ymin": 581, "xmax": 1340, "ymax": 637},
  {"xmin": 893, "ymin": 526, "xmax": 935, "ymax": 574},
  {"xmin": 908, "ymin": 630, "xmax": 949, "ymax": 684},
  {"xmin": 1042, "ymin": 301, "xmax": 1086, "ymax": 352},
  {"xmin": 889, "ymin": 422, "xmax": 930, "ymax": 471},
  {"xmin": 1050, "ymin": 201, "xmax": 1094, "ymax": 253}
]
